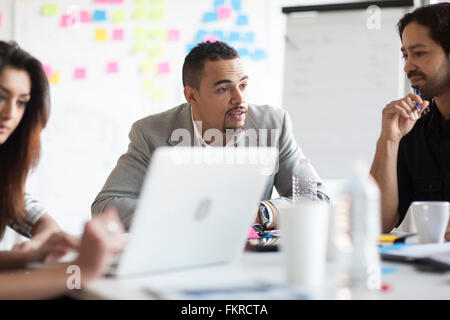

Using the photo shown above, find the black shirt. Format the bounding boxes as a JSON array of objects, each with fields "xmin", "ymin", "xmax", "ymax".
[{"xmin": 397, "ymin": 100, "xmax": 450, "ymax": 227}]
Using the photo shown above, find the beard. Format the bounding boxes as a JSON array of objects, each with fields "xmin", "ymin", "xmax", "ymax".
[{"xmin": 410, "ymin": 57, "xmax": 450, "ymax": 100}]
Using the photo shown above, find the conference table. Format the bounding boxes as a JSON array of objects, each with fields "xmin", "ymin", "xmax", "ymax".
[{"xmin": 73, "ymin": 250, "xmax": 450, "ymax": 300}]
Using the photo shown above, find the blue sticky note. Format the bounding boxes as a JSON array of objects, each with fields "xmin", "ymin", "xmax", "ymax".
[
  {"xmin": 228, "ymin": 31, "xmax": 240, "ymax": 42},
  {"xmin": 252, "ymin": 49, "xmax": 266, "ymax": 60},
  {"xmin": 381, "ymin": 267, "xmax": 397, "ymax": 275},
  {"xmin": 238, "ymin": 48, "xmax": 249, "ymax": 57},
  {"xmin": 242, "ymin": 32, "xmax": 255, "ymax": 43},
  {"xmin": 203, "ymin": 12, "xmax": 218, "ymax": 22},
  {"xmin": 93, "ymin": 10, "xmax": 107, "ymax": 22},
  {"xmin": 212, "ymin": 30, "xmax": 224, "ymax": 41},
  {"xmin": 196, "ymin": 30, "xmax": 208, "ymax": 43},
  {"xmin": 214, "ymin": 0, "xmax": 225, "ymax": 8},
  {"xmin": 232, "ymin": 0, "xmax": 241, "ymax": 11},
  {"xmin": 236, "ymin": 14, "xmax": 248, "ymax": 26}
]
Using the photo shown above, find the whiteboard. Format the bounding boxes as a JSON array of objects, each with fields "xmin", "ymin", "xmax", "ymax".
[
  {"xmin": 282, "ymin": 6, "xmax": 409, "ymax": 179},
  {"xmin": 3, "ymin": 0, "xmax": 285, "ymax": 234}
]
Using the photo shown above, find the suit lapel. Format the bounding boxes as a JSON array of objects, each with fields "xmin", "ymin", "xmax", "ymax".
[{"xmin": 167, "ymin": 103, "xmax": 195, "ymax": 146}]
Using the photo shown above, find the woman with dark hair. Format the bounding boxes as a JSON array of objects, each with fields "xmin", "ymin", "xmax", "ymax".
[{"xmin": 0, "ymin": 41, "xmax": 123, "ymax": 298}]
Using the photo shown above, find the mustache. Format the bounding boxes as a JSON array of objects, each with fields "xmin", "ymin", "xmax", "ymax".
[
  {"xmin": 407, "ymin": 70, "xmax": 427, "ymax": 79},
  {"xmin": 226, "ymin": 106, "xmax": 248, "ymax": 113}
]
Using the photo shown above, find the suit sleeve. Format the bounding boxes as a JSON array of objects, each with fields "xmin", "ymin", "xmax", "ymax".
[{"xmin": 91, "ymin": 122, "xmax": 153, "ymax": 230}]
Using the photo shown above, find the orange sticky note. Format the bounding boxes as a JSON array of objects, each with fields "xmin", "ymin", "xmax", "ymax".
[{"xmin": 49, "ymin": 71, "xmax": 60, "ymax": 84}]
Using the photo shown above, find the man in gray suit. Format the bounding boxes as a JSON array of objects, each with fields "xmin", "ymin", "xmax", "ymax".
[{"xmin": 92, "ymin": 41, "xmax": 323, "ymax": 230}]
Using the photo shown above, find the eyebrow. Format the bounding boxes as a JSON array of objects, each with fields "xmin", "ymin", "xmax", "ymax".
[
  {"xmin": 213, "ymin": 76, "xmax": 249, "ymax": 87},
  {"xmin": 401, "ymin": 44, "xmax": 427, "ymax": 52},
  {"xmin": 0, "ymin": 84, "xmax": 31, "ymax": 97}
]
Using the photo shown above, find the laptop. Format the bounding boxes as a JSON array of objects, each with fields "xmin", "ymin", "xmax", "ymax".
[{"xmin": 114, "ymin": 146, "xmax": 277, "ymax": 278}]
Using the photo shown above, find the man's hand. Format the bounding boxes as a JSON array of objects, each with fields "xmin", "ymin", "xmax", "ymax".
[{"xmin": 380, "ymin": 93, "xmax": 429, "ymax": 142}]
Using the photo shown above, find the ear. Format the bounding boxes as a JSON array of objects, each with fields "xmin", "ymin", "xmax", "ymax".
[{"xmin": 183, "ymin": 86, "xmax": 198, "ymax": 106}]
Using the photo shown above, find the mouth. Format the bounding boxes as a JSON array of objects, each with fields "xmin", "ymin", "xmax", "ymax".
[
  {"xmin": 226, "ymin": 108, "xmax": 247, "ymax": 121},
  {"xmin": 0, "ymin": 124, "xmax": 9, "ymax": 132},
  {"xmin": 409, "ymin": 77, "xmax": 424, "ymax": 85}
]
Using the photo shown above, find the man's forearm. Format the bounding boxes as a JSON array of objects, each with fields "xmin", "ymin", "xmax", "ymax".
[{"xmin": 370, "ymin": 138, "xmax": 401, "ymax": 232}]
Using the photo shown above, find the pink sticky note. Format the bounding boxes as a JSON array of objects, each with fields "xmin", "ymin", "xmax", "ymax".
[
  {"xmin": 112, "ymin": 29, "xmax": 124, "ymax": 41},
  {"xmin": 168, "ymin": 29, "xmax": 180, "ymax": 42},
  {"xmin": 93, "ymin": 0, "xmax": 108, "ymax": 3},
  {"xmin": 60, "ymin": 14, "xmax": 70, "ymax": 27},
  {"xmin": 218, "ymin": 6, "xmax": 232, "ymax": 20},
  {"xmin": 106, "ymin": 62, "xmax": 119, "ymax": 74},
  {"xmin": 80, "ymin": 10, "xmax": 90, "ymax": 23},
  {"xmin": 247, "ymin": 227, "xmax": 260, "ymax": 239},
  {"xmin": 43, "ymin": 65, "xmax": 53, "ymax": 79},
  {"xmin": 109, "ymin": 0, "xmax": 124, "ymax": 3},
  {"xmin": 157, "ymin": 63, "xmax": 170, "ymax": 75},
  {"xmin": 203, "ymin": 35, "xmax": 218, "ymax": 43},
  {"xmin": 73, "ymin": 67, "xmax": 86, "ymax": 80}
]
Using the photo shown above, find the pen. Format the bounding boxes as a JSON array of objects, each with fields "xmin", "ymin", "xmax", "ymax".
[{"xmin": 413, "ymin": 87, "xmax": 422, "ymax": 111}]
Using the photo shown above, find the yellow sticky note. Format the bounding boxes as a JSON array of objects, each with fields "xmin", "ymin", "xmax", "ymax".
[
  {"xmin": 42, "ymin": 3, "xmax": 58, "ymax": 16},
  {"xmin": 134, "ymin": 27, "xmax": 148, "ymax": 40},
  {"xmin": 140, "ymin": 60, "xmax": 156, "ymax": 73},
  {"xmin": 142, "ymin": 80, "xmax": 155, "ymax": 91},
  {"xmin": 112, "ymin": 10, "xmax": 127, "ymax": 23},
  {"xmin": 149, "ymin": 0, "xmax": 163, "ymax": 4},
  {"xmin": 149, "ymin": 29, "xmax": 166, "ymax": 40},
  {"xmin": 95, "ymin": 29, "xmax": 107, "ymax": 41},
  {"xmin": 151, "ymin": 88, "xmax": 164, "ymax": 101},
  {"xmin": 133, "ymin": 7, "xmax": 149, "ymax": 19},
  {"xmin": 133, "ymin": 42, "xmax": 148, "ymax": 54},
  {"xmin": 149, "ymin": 45, "xmax": 165, "ymax": 58},
  {"xmin": 49, "ymin": 71, "xmax": 60, "ymax": 84},
  {"xmin": 149, "ymin": 8, "xmax": 164, "ymax": 20}
]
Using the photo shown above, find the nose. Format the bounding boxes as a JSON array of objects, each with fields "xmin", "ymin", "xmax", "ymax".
[
  {"xmin": 403, "ymin": 56, "xmax": 417, "ymax": 75},
  {"xmin": 0, "ymin": 99, "xmax": 15, "ymax": 120},
  {"xmin": 230, "ymin": 85, "xmax": 244, "ymax": 106}
]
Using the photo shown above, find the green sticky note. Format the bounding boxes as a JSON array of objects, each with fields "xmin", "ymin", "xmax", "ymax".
[
  {"xmin": 149, "ymin": 29, "xmax": 166, "ymax": 40},
  {"xmin": 149, "ymin": 45, "xmax": 165, "ymax": 58},
  {"xmin": 133, "ymin": 7, "xmax": 149, "ymax": 19},
  {"xmin": 42, "ymin": 3, "xmax": 58, "ymax": 16},
  {"xmin": 151, "ymin": 88, "xmax": 164, "ymax": 101},
  {"xmin": 135, "ymin": 0, "xmax": 149, "ymax": 4},
  {"xmin": 134, "ymin": 27, "xmax": 148, "ymax": 40},
  {"xmin": 149, "ymin": 0, "xmax": 164, "ymax": 4},
  {"xmin": 142, "ymin": 80, "xmax": 155, "ymax": 91},
  {"xmin": 133, "ymin": 42, "xmax": 148, "ymax": 54},
  {"xmin": 112, "ymin": 10, "xmax": 127, "ymax": 23},
  {"xmin": 149, "ymin": 8, "xmax": 164, "ymax": 20}
]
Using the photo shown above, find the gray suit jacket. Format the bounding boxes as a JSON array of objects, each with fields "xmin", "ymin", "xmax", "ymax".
[{"xmin": 91, "ymin": 103, "xmax": 313, "ymax": 229}]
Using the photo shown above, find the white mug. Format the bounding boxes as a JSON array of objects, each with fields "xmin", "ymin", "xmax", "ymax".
[
  {"xmin": 410, "ymin": 201, "xmax": 450, "ymax": 244},
  {"xmin": 279, "ymin": 200, "xmax": 329, "ymax": 289}
]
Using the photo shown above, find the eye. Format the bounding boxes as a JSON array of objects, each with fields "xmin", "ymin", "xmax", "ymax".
[
  {"xmin": 414, "ymin": 51, "xmax": 426, "ymax": 57},
  {"xmin": 401, "ymin": 54, "xmax": 408, "ymax": 61},
  {"xmin": 17, "ymin": 100, "xmax": 29, "ymax": 107},
  {"xmin": 240, "ymin": 82, "xmax": 248, "ymax": 89},
  {"xmin": 217, "ymin": 87, "xmax": 228, "ymax": 93}
]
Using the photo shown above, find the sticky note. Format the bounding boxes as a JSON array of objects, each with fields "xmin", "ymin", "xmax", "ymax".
[
  {"xmin": 93, "ymin": 10, "xmax": 107, "ymax": 22},
  {"xmin": 212, "ymin": 30, "xmax": 224, "ymax": 40},
  {"xmin": 157, "ymin": 62, "xmax": 170, "ymax": 75},
  {"xmin": 196, "ymin": 30, "xmax": 208, "ymax": 43},
  {"xmin": 112, "ymin": 10, "xmax": 127, "ymax": 23},
  {"xmin": 106, "ymin": 62, "xmax": 119, "ymax": 74},
  {"xmin": 214, "ymin": 0, "xmax": 225, "ymax": 8},
  {"xmin": 49, "ymin": 71, "xmax": 60, "ymax": 84},
  {"xmin": 232, "ymin": 0, "xmax": 241, "ymax": 11},
  {"xmin": 133, "ymin": 43, "xmax": 147, "ymax": 54},
  {"xmin": 149, "ymin": 0, "xmax": 163, "ymax": 4},
  {"xmin": 135, "ymin": 0, "xmax": 149, "ymax": 4},
  {"xmin": 203, "ymin": 12, "xmax": 218, "ymax": 22},
  {"xmin": 238, "ymin": 48, "xmax": 249, "ymax": 57},
  {"xmin": 251, "ymin": 49, "xmax": 266, "ymax": 60},
  {"xmin": 242, "ymin": 32, "xmax": 255, "ymax": 43},
  {"xmin": 149, "ymin": 8, "xmax": 164, "ymax": 20},
  {"xmin": 236, "ymin": 14, "xmax": 248, "ymax": 26},
  {"xmin": 95, "ymin": 29, "xmax": 107, "ymax": 41},
  {"xmin": 167, "ymin": 29, "xmax": 180, "ymax": 42},
  {"xmin": 93, "ymin": 0, "xmax": 108, "ymax": 3},
  {"xmin": 149, "ymin": 29, "xmax": 166, "ymax": 40},
  {"xmin": 80, "ymin": 11, "xmax": 90, "ymax": 23},
  {"xmin": 149, "ymin": 45, "xmax": 165, "ymax": 57},
  {"xmin": 140, "ymin": 60, "xmax": 156, "ymax": 73},
  {"xmin": 133, "ymin": 7, "xmax": 149, "ymax": 19},
  {"xmin": 109, "ymin": 0, "xmax": 124, "ymax": 4},
  {"xmin": 43, "ymin": 65, "xmax": 53, "ymax": 79},
  {"xmin": 203, "ymin": 35, "xmax": 218, "ymax": 43},
  {"xmin": 42, "ymin": 3, "xmax": 58, "ymax": 16},
  {"xmin": 217, "ymin": 6, "xmax": 232, "ymax": 20},
  {"xmin": 73, "ymin": 68, "xmax": 86, "ymax": 80},
  {"xmin": 151, "ymin": 88, "xmax": 164, "ymax": 101},
  {"xmin": 142, "ymin": 79, "xmax": 155, "ymax": 91},
  {"xmin": 134, "ymin": 27, "xmax": 148, "ymax": 40},
  {"xmin": 228, "ymin": 31, "xmax": 240, "ymax": 42},
  {"xmin": 60, "ymin": 14, "xmax": 71, "ymax": 27},
  {"xmin": 112, "ymin": 29, "xmax": 124, "ymax": 40}
]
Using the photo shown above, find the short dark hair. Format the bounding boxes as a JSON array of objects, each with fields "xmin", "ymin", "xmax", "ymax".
[
  {"xmin": 182, "ymin": 41, "xmax": 239, "ymax": 89},
  {"xmin": 397, "ymin": 2, "xmax": 450, "ymax": 56}
]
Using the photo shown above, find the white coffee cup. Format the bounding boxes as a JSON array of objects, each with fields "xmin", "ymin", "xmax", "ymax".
[
  {"xmin": 279, "ymin": 200, "xmax": 329, "ymax": 289},
  {"xmin": 410, "ymin": 201, "xmax": 450, "ymax": 244}
]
